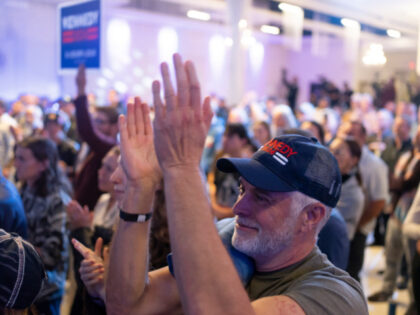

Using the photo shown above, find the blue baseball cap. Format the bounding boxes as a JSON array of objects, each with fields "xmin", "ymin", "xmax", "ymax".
[{"xmin": 216, "ymin": 135, "xmax": 341, "ymax": 208}]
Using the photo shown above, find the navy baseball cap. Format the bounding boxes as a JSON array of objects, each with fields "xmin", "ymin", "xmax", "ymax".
[
  {"xmin": 217, "ymin": 135, "xmax": 341, "ymax": 207},
  {"xmin": 0, "ymin": 229, "xmax": 46, "ymax": 310}
]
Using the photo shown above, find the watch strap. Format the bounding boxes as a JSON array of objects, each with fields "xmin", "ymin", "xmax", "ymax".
[{"xmin": 119, "ymin": 209, "xmax": 152, "ymax": 222}]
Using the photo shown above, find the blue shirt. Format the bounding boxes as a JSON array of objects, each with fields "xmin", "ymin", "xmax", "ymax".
[{"xmin": 0, "ymin": 176, "xmax": 28, "ymax": 238}]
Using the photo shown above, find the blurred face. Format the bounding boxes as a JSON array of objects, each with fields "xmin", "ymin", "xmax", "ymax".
[
  {"xmin": 300, "ymin": 122, "xmax": 321, "ymax": 142},
  {"xmin": 272, "ymin": 113, "xmax": 288, "ymax": 128},
  {"xmin": 337, "ymin": 122, "xmax": 364, "ymax": 147},
  {"xmin": 392, "ymin": 117, "xmax": 410, "ymax": 141},
  {"xmin": 44, "ymin": 121, "xmax": 62, "ymax": 139},
  {"xmin": 98, "ymin": 151, "xmax": 119, "ymax": 193},
  {"xmin": 222, "ymin": 134, "xmax": 246, "ymax": 156},
  {"xmin": 329, "ymin": 139, "xmax": 357, "ymax": 174},
  {"xmin": 93, "ymin": 112, "xmax": 113, "ymax": 137},
  {"xmin": 232, "ymin": 178, "xmax": 301, "ymax": 259},
  {"xmin": 110, "ymin": 158, "xmax": 127, "ymax": 203},
  {"xmin": 253, "ymin": 124, "xmax": 270, "ymax": 146},
  {"xmin": 14, "ymin": 147, "xmax": 47, "ymax": 186}
]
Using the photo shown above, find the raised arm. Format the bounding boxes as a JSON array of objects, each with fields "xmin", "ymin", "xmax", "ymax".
[
  {"xmin": 105, "ymin": 98, "xmax": 180, "ymax": 315},
  {"xmin": 74, "ymin": 64, "xmax": 115, "ymax": 154},
  {"xmin": 153, "ymin": 54, "xmax": 257, "ymax": 315}
]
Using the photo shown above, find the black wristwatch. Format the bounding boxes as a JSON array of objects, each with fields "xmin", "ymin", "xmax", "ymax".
[{"xmin": 119, "ymin": 208, "xmax": 152, "ymax": 222}]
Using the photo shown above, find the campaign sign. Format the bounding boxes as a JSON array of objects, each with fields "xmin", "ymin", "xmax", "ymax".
[{"xmin": 59, "ymin": 0, "xmax": 100, "ymax": 69}]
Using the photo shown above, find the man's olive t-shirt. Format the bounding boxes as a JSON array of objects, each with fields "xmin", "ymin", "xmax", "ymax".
[{"xmin": 246, "ymin": 247, "xmax": 368, "ymax": 315}]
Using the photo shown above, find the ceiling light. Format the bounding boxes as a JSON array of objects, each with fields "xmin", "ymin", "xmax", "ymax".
[
  {"xmin": 260, "ymin": 25, "xmax": 280, "ymax": 35},
  {"xmin": 362, "ymin": 43, "xmax": 387, "ymax": 66},
  {"xmin": 278, "ymin": 3, "xmax": 303, "ymax": 14},
  {"xmin": 387, "ymin": 29, "xmax": 401, "ymax": 38},
  {"xmin": 341, "ymin": 18, "xmax": 360, "ymax": 29},
  {"xmin": 187, "ymin": 10, "xmax": 210, "ymax": 21},
  {"xmin": 238, "ymin": 19, "xmax": 248, "ymax": 29}
]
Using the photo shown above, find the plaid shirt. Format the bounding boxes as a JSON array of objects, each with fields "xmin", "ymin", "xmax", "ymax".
[{"xmin": 21, "ymin": 186, "xmax": 69, "ymax": 301}]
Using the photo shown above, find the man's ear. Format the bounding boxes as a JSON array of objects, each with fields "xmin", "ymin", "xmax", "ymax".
[{"xmin": 299, "ymin": 203, "xmax": 326, "ymax": 233}]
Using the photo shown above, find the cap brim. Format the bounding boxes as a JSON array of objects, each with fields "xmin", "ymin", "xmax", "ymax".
[{"xmin": 217, "ymin": 157, "xmax": 295, "ymax": 192}]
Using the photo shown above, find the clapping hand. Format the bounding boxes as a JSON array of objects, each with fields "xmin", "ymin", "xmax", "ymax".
[
  {"xmin": 66, "ymin": 200, "xmax": 93, "ymax": 230},
  {"xmin": 152, "ymin": 53, "xmax": 213, "ymax": 171},
  {"xmin": 118, "ymin": 97, "xmax": 161, "ymax": 189}
]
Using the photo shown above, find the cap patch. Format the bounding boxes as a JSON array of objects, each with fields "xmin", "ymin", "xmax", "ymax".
[{"xmin": 261, "ymin": 139, "xmax": 298, "ymax": 158}]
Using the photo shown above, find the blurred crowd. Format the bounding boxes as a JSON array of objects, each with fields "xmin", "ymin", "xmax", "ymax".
[{"xmin": 1, "ymin": 67, "xmax": 420, "ymax": 315}]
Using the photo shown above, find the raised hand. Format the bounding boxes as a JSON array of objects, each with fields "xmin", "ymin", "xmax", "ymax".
[
  {"xmin": 76, "ymin": 63, "xmax": 86, "ymax": 96},
  {"xmin": 118, "ymin": 97, "xmax": 161, "ymax": 188},
  {"xmin": 152, "ymin": 53, "xmax": 213, "ymax": 171},
  {"xmin": 72, "ymin": 238, "xmax": 106, "ymax": 300}
]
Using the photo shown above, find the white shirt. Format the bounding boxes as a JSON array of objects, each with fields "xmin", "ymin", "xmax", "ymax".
[
  {"xmin": 358, "ymin": 146, "xmax": 389, "ymax": 235},
  {"xmin": 92, "ymin": 193, "xmax": 119, "ymax": 229}
]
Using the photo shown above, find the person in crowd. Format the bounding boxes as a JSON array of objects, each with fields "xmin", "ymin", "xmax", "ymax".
[
  {"xmin": 403, "ymin": 183, "xmax": 420, "ymax": 315},
  {"xmin": 338, "ymin": 120, "xmax": 389, "ymax": 281},
  {"xmin": 73, "ymin": 64, "xmax": 119, "ymax": 210},
  {"xmin": 313, "ymin": 98, "xmax": 340, "ymax": 145},
  {"xmin": 67, "ymin": 146, "xmax": 121, "ymax": 315},
  {"xmin": 0, "ymin": 168, "xmax": 27, "ymax": 238},
  {"xmin": 106, "ymin": 54, "xmax": 368, "ymax": 315},
  {"xmin": 374, "ymin": 114, "xmax": 414, "ymax": 246},
  {"xmin": 381, "ymin": 115, "xmax": 413, "ymax": 175},
  {"xmin": 300, "ymin": 120, "xmax": 325, "ymax": 145},
  {"xmin": 57, "ymin": 97, "xmax": 80, "ymax": 143},
  {"xmin": 208, "ymin": 123, "xmax": 255, "ymax": 219},
  {"xmin": 368, "ymin": 126, "xmax": 420, "ymax": 313},
  {"xmin": 252, "ymin": 121, "xmax": 271, "ymax": 147},
  {"xmin": 0, "ymin": 229, "xmax": 46, "ymax": 315},
  {"xmin": 14, "ymin": 136, "xmax": 70, "ymax": 315},
  {"xmin": 281, "ymin": 69, "xmax": 299, "ymax": 112},
  {"xmin": 329, "ymin": 137, "xmax": 364, "ymax": 241},
  {"xmin": 0, "ymin": 100, "xmax": 18, "ymax": 169},
  {"xmin": 380, "ymin": 78, "xmax": 396, "ymax": 107},
  {"xmin": 342, "ymin": 82, "xmax": 353, "ymax": 109},
  {"xmin": 43, "ymin": 111, "xmax": 79, "ymax": 179},
  {"xmin": 295, "ymin": 102, "xmax": 315, "ymax": 123},
  {"xmin": 271, "ymin": 104, "xmax": 298, "ymax": 137}
]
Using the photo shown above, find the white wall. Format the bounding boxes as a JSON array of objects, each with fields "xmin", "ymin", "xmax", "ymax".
[{"xmin": 0, "ymin": 1, "xmax": 414, "ymax": 106}]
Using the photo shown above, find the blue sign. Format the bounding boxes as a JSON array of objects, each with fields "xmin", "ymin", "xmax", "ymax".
[{"xmin": 59, "ymin": 0, "xmax": 100, "ymax": 69}]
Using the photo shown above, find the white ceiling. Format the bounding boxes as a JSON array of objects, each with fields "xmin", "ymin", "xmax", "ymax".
[{"xmin": 12, "ymin": 0, "xmax": 420, "ymax": 48}]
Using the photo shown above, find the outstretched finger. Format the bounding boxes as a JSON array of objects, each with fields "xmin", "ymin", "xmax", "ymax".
[
  {"xmin": 152, "ymin": 80, "xmax": 165, "ymax": 123},
  {"xmin": 94, "ymin": 237, "xmax": 103, "ymax": 257},
  {"xmin": 134, "ymin": 97, "xmax": 144, "ymax": 136},
  {"xmin": 126, "ymin": 102, "xmax": 136, "ymax": 138},
  {"xmin": 141, "ymin": 102, "xmax": 152, "ymax": 136},
  {"xmin": 72, "ymin": 238, "xmax": 92, "ymax": 259},
  {"xmin": 185, "ymin": 60, "xmax": 201, "ymax": 114},
  {"xmin": 202, "ymin": 96, "xmax": 213, "ymax": 129},
  {"xmin": 118, "ymin": 114, "xmax": 129, "ymax": 148},
  {"xmin": 161, "ymin": 62, "xmax": 176, "ymax": 111},
  {"xmin": 173, "ymin": 54, "xmax": 190, "ymax": 109}
]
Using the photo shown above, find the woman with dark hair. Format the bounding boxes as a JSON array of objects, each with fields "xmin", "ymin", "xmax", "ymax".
[
  {"xmin": 14, "ymin": 136, "xmax": 70, "ymax": 315},
  {"xmin": 329, "ymin": 137, "xmax": 364, "ymax": 241}
]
